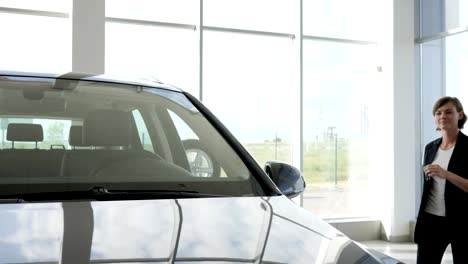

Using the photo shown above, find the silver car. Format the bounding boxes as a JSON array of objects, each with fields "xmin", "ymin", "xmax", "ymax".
[{"xmin": 0, "ymin": 72, "xmax": 403, "ymax": 264}]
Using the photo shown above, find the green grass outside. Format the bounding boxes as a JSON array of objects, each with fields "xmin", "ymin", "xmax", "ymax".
[{"xmin": 244, "ymin": 140, "xmax": 368, "ymax": 186}]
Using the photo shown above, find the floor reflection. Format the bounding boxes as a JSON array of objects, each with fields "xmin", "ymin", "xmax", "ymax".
[{"xmin": 361, "ymin": 240, "xmax": 452, "ymax": 264}]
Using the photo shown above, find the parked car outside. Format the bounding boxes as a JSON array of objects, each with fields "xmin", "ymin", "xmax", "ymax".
[{"xmin": 0, "ymin": 71, "xmax": 403, "ymax": 264}]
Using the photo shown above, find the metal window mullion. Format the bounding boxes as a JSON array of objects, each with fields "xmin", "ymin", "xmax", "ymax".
[
  {"xmin": 203, "ymin": 26, "xmax": 295, "ymax": 39},
  {"xmin": 105, "ymin": 16, "xmax": 196, "ymax": 31},
  {"xmin": 0, "ymin": 7, "xmax": 68, "ymax": 18},
  {"xmin": 303, "ymin": 35, "xmax": 377, "ymax": 45},
  {"xmin": 416, "ymin": 26, "xmax": 468, "ymax": 43},
  {"xmin": 198, "ymin": 0, "xmax": 204, "ymax": 101},
  {"xmin": 441, "ymin": 38, "xmax": 446, "ymax": 96},
  {"xmin": 298, "ymin": 0, "xmax": 304, "ymax": 207},
  {"xmin": 417, "ymin": 26, "xmax": 424, "ymax": 216}
]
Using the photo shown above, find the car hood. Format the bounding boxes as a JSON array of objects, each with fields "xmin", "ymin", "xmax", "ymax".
[{"xmin": 0, "ymin": 196, "xmax": 398, "ymax": 264}]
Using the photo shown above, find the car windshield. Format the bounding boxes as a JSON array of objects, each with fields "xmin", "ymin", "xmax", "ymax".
[{"xmin": 0, "ymin": 75, "xmax": 265, "ymax": 199}]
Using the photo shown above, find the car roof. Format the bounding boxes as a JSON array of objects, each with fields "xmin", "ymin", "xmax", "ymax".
[{"xmin": 0, "ymin": 70, "xmax": 183, "ymax": 92}]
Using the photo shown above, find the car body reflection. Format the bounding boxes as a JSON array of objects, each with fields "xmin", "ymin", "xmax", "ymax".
[{"xmin": 0, "ymin": 196, "xmax": 399, "ymax": 264}]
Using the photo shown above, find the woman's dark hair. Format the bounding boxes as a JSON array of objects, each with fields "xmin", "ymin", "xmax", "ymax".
[{"xmin": 432, "ymin": 96, "xmax": 466, "ymax": 130}]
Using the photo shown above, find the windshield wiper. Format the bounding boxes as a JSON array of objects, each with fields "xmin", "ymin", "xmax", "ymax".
[
  {"xmin": 0, "ymin": 186, "xmax": 226, "ymax": 202},
  {"xmin": 0, "ymin": 198, "xmax": 25, "ymax": 204}
]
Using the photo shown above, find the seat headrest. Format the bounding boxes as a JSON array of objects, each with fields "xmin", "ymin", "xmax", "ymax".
[
  {"xmin": 7, "ymin": 123, "xmax": 44, "ymax": 142},
  {"xmin": 83, "ymin": 110, "xmax": 133, "ymax": 147},
  {"xmin": 68, "ymin": 125, "xmax": 87, "ymax": 147}
]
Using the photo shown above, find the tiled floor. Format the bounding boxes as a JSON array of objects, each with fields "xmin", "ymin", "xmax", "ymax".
[{"xmin": 361, "ymin": 240, "xmax": 453, "ymax": 264}]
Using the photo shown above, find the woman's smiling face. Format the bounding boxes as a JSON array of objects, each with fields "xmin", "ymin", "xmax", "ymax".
[{"xmin": 434, "ymin": 102, "xmax": 463, "ymax": 131}]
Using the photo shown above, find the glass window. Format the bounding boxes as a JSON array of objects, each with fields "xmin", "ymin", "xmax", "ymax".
[
  {"xmin": 446, "ymin": 32, "xmax": 468, "ymax": 105},
  {"xmin": 204, "ymin": 0, "xmax": 297, "ymax": 33},
  {"xmin": 420, "ymin": 33, "xmax": 468, "ymax": 215},
  {"xmin": 203, "ymin": 31, "xmax": 295, "ymax": 167},
  {"xmin": 420, "ymin": 0, "xmax": 468, "ymax": 38},
  {"xmin": 420, "ymin": 0, "xmax": 444, "ymax": 38},
  {"xmin": 0, "ymin": 118, "xmax": 73, "ymax": 150},
  {"xmin": 0, "ymin": 13, "xmax": 71, "ymax": 73},
  {"xmin": 303, "ymin": 0, "xmax": 380, "ymax": 40},
  {"xmin": 105, "ymin": 22, "xmax": 198, "ymax": 97},
  {"xmin": 303, "ymin": 40, "xmax": 378, "ymax": 219},
  {"xmin": 0, "ymin": 0, "xmax": 70, "ymax": 12},
  {"xmin": 131, "ymin": 110, "xmax": 154, "ymax": 152},
  {"xmin": 169, "ymin": 110, "xmax": 198, "ymax": 141},
  {"xmin": 421, "ymin": 38, "xmax": 445, "ymax": 145},
  {"xmin": 169, "ymin": 110, "xmax": 219, "ymax": 178},
  {"xmin": 106, "ymin": 0, "xmax": 198, "ymax": 25},
  {"xmin": 458, "ymin": 0, "xmax": 468, "ymax": 29},
  {"xmin": 0, "ymin": 76, "xmax": 259, "ymax": 196}
]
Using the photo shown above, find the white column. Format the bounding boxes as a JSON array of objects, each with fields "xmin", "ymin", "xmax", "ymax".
[
  {"xmin": 64, "ymin": 0, "xmax": 105, "ymax": 77},
  {"xmin": 390, "ymin": 0, "xmax": 417, "ymax": 241},
  {"xmin": 370, "ymin": 0, "xmax": 418, "ymax": 242},
  {"xmin": 368, "ymin": 0, "xmax": 394, "ymax": 240}
]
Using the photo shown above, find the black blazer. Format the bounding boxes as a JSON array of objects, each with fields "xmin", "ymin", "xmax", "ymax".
[{"xmin": 414, "ymin": 131, "xmax": 468, "ymax": 242}]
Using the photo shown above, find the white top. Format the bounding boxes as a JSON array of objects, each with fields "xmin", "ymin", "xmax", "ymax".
[{"xmin": 424, "ymin": 145, "xmax": 455, "ymax": 216}]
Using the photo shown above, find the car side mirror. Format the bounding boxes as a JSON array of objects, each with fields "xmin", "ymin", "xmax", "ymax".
[{"xmin": 265, "ymin": 161, "xmax": 306, "ymax": 198}]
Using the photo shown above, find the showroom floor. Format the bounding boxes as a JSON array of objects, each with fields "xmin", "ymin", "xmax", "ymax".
[
  {"xmin": 361, "ymin": 240, "xmax": 452, "ymax": 264},
  {"xmin": 301, "ymin": 189, "xmax": 453, "ymax": 263}
]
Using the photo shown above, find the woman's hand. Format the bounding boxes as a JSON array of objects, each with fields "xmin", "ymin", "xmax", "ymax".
[
  {"xmin": 424, "ymin": 164, "xmax": 468, "ymax": 192},
  {"xmin": 423, "ymin": 164, "xmax": 447, "ymax": 179}
]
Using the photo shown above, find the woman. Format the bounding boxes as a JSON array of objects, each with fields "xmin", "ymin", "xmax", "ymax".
[{"xmin": 415, "ymin": 96, "xmax": 468, "ymax": 264}]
